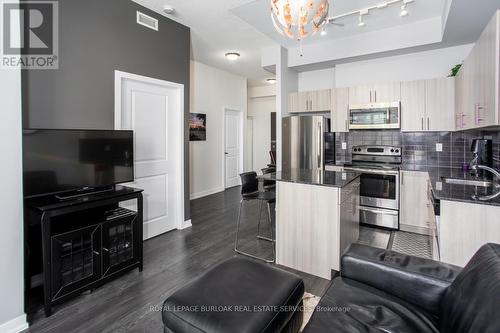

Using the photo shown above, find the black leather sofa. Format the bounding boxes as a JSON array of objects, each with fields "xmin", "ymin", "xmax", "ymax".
[{"xmin": 304, "ymin": 243, "xmax": 500, "ymax": 333}]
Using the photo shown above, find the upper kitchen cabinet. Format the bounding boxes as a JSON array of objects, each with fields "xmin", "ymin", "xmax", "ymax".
[
  {"xmin": 425, "ymin": 77, "xmax": 455, "ymax": 131},
  {"xmin": 401, "ymin": 80, "xmax": 426, "ymax": 131},
  {"xmin": 401, "ymin": 78, "xmax": 455, "ymax": 132},
  {"xmin": 288, "ymin": 92, "xmax": 299, "ymax": 113},
  {"xmin": 290, "ymin": 89, "xmax": 331, "ymax": 113},
  {"xmin": 456, "ymin": 10, "xmax": 499, "ymax": 130},
  {"xmin": 331, "ymin": 88, "xmax": 349, "ymax": 132},
  {"xmin": 348, "ymin": 82, "xmax": 401, "ymax": 105},
  {"xmin": 312, "ymin": 89, "xmax": 332, "ymax": 112}
]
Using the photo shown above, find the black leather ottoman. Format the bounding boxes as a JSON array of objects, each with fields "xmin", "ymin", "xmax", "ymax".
[{"xmin": 162, "ymin": 257, "xmax": 305, "ymax": 333}]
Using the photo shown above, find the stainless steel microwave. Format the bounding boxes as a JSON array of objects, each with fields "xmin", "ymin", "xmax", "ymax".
[{"xmin": 349, "ymin": 102, "xmax": 401, "ymax": 130}]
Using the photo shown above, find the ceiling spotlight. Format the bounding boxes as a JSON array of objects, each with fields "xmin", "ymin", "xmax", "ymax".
[
  {"xmin": 320, "ymin": 27, "xmax": 327, "ymax": 36},
  {"xmin": 358, "ymin": 15, "xmax": 366, "ymax": 27},
  {"xmin": 400, "ymin": 4, "xmax": 408, "ymax": 17},
  {"xmin": 225, "ymin": 52, "xmax": 240, "ymax": 61},
  {"xmin": 163, "ymin": 5, "xmax": 175, "ymax": 15},
  {"xmin": 266, "ymin": 78, "xmax": 276, "ymax": 84}
]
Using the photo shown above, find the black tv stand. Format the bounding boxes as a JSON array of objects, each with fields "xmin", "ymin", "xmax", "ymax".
[
  {"xmin": 54, "ymin": 185, "xmax": 115, "ymax": 201},
  {"xmin": 24, "ymin": 185, "xmax": 143, "ymax": 319}
]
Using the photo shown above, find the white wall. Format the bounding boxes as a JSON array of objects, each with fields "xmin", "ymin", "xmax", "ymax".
[
  {"xmin": 189, "ymin": 61, "xmax": 247, "ymax": 199},
  {"xmin": 335, "ymin": 44, "xmax": 474, "ymax": 87},
  {"xmin": 248, "ymin": 95, "xmax": 276, "ymax": 172},
  {"xmin": 298, "ymin": 68, "xmax": 335, "ymax": 92},
  {"xmin": 293, "ymin": 44, "xmax": 474, "ymax": 88},
  {"xmin": 0, "ymin": 66, "xmax": 27, "ymax": 330}
]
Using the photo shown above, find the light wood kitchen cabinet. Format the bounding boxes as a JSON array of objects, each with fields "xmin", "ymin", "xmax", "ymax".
[
  {"xmin": 276, "ymin": 179, "xmax": 360, "ymax": 279},
  {"xmin": 440, "ymin": 200, "xmax": 500, "ymax": 266},
  {"xmin": 400, "ymin": 171, "xmax": 434, "ymax": 235},
  {"xmin": 348, "ymin": 82, "xmax": 401, "ymax": 104},
  {"xmin": 312, "ymin": 89, "xmax": 332, "ymax": 112},
  {"xmin": 401, "ymin": 80, "xmax": 426, "ymax": 132},
  {"xmin": 401, "ymin": 78, "xmax": 455, "ymax": 132},
  {"xmin": 425, "ymin": 77, "xmax": 455, "ymax": 131},
  {"xmin": 331, "ymin": 87, "xmax": 349, "ymax": 132},
  {"xmin": 348, "ymin": 85, "xmax": 373, "ymax": 104},
  {"xmin": 288, "ymin": 92, "xmax": 298, "ymax": 113},
  {"xmin": 455, "ymin": 11, "xmax": 499, "ymax": 130},
  {"xmin": 291, "ymin": 89, "xmax": 331, "ymax": 113},
  {"xmin": 373, "ymin": 82, "xmax": 401, "ymax": 103},
  {"xmin": 298, "ymin": 91, "xmax": 312, "ymax": 112}
]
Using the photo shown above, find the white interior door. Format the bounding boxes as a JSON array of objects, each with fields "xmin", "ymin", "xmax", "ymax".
[
  {"xmin": 225, "ymin": 109, "xmax": 241, "ymax": 188},
  {"xmin": 116, "ymin": 72, "xmax": 183, "ymax": 240}
]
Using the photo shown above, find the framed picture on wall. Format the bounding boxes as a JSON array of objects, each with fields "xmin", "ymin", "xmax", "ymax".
[{"xmin": 189, "ymin": 113, "xmax": 207, "ymax": 141}]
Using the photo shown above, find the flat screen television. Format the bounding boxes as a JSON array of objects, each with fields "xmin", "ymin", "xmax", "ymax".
[{"xmin": 23, "ymin": 129, "xmax": 134, "ymax": 198}]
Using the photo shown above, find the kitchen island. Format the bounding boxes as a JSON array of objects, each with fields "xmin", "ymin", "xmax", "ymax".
[{"xmin": 263, "ymin": 169, "xmax": 361, "ymax": 279}]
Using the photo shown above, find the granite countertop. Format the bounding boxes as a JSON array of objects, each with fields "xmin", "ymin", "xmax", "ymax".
[
  {"xmin": 260, "ymin": 168, "xmax": 361, "ymax": 188},
  {"xmin": 401, "ymin": 165, "xmax": 500, "ymax": 207}
]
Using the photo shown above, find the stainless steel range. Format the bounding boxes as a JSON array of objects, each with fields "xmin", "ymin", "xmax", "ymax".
[{"xmin": 344, "ymin": 145, "xmax": 401, "ymax": 230}]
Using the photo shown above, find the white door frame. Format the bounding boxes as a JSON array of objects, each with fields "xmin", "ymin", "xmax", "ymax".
[
  {"xmin": 114, "ymin": 70, "xmax": 189, "ymax": 231},
  {"xmin": 223, "ymin": 107, "xmax": 244, "ymax": 188}
]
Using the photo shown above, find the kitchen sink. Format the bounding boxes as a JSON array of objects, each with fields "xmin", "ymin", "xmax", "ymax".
[{"xmin": 442, "ymin": 177, "xmax": 497, "ymax": 187}]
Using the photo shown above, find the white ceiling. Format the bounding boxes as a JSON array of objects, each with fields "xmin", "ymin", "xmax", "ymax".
[
  {"xmin": 232, "ymin": 0, "xmax": 446, "ymax": 47},
  {"xmin": 132, "ymin": 0, "xmax": 500, "ymax": 87},
  {"xmin": 132, "ymin": 0, "xmax": 277, "ymax": 87}
]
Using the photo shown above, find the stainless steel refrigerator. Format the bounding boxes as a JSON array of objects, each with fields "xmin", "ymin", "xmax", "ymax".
[{"xmin": 282, "ymin": 116, "xmax": 331, "ymax": 171}]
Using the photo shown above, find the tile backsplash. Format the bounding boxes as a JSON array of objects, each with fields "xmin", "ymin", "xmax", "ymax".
[{"xmin": 335, "ymin": 130, "xmax": 500, "ymax": 169}]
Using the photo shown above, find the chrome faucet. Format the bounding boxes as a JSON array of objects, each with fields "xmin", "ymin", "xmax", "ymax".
[
  {"xmin": 470, "ymin": 164, "xmax": 500, "ymax": 181},
  {"xmin": 470, "ymin": 164, "xmax": 500, "ymax": 201}
]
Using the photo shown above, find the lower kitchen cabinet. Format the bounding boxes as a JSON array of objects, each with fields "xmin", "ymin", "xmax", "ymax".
[
  {"xmin": 399, "ymin": 170, "xmax": 434, "ymax": 234},
  {"xmin": 276, "ymin": 179, "xmax": 360, "ymax": 279},
  {"xmin": 440, "ymin": 200, "xmax": 500, "ymax": 266}
]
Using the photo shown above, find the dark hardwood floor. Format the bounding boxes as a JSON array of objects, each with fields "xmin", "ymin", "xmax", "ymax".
[{"xmin": 25, "ymin": 186, "xmax": 331, "ymax": 333}]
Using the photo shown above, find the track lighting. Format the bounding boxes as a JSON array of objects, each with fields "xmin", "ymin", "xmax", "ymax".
[
  {"xmin": 400, "ymin": 4, "xmax": 408, "ymax": 17},
  {"xmin": 358, "ymin": 15, "xmax": 366, "ymax": 27}
]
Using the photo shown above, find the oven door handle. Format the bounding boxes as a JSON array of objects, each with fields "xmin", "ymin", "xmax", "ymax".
[{"xmin": 359, "ymin": 206, "xmax": 398, "ymax": 216}]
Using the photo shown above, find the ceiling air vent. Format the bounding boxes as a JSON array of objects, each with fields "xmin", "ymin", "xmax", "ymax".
[{"xmin": 136, "ymin": 11, "xmax": 158, "ymax": 31}]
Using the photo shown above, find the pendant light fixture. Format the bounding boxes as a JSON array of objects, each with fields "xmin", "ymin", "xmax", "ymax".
[{"xmin": 271, "ymin": 0, "xmax": 330, "ymax": 41}]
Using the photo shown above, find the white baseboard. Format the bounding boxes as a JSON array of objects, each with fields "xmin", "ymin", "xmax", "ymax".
[
  {"xmin": 0, "ymin": 314, "xmax": 28, "ymax": 333},
  {"xmin": 190, "ymin": 187, "xmax": 224, "ymax": 200},
  {"xmin": 178, "ymin": 219, "xmax": 192, "ymax": 230}
]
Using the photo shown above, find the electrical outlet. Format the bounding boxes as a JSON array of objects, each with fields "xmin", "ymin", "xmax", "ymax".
[
  {"xmin": 436, "ymin": 143, "xmax": 443, "ymax": 152},
  {"xmin": 436, "ymin": 182, "xmax": 443, "ymax": 191},
  {"xmin": 342, "ymin": 142, "xmax": 347, "ymax": 150}
]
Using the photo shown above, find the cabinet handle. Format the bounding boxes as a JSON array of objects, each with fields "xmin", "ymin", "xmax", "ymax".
[
  {"xmin": 427, "ymin": 117, "xmax": 430, "ymax": 130},
  {"xmin": 401, "ymin": 172, "xmax": 404, "ymax": 185},
  {"xmin": 93, "ymin": 250, "xmax": 100, "ymax": 256},
  {"xmin": 369, "ymin": 91, "xmax": 372, "ymax": 103},
  {"xmin": 374, "ymin": 91, "xmax": 377, "ymax": 102},
  {"xmin": 345, "ymin": 119, "xmax": 348, "ymax": 131},
  {"xmin": 421, "ymin": 118, "xmax": 424, "ymax": 130},
  {"xmin": 461, "ymin": 114, "xmax": 466, "ymax": 128},
  {"xmin": 475, "ymin": 103, "xmax": 485, "ymax": 124},
  {"xmin": 102, "ymin": 247, "xmax": 109, "ymax": 252}
]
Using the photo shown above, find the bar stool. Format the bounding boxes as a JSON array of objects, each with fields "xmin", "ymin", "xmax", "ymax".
[
  {"xmin": 235, "ymin": 172, "xmax": 275, "ymax": 263},
  {"xmin": 261, "ymin": 167, "xmax": 276, "ymax": 192}
]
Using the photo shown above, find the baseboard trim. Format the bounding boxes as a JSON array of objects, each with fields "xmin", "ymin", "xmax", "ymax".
[
  {"xmin": 0, "ymin": 314, "xmax": 28, "ymax": 333},
  {"xmin": 190, "ymin": 187, "xmax": 224, "ymax": 200},
  {"xmin": 178, "ymin": 219, "xmax": 192, "ymax": 230}
]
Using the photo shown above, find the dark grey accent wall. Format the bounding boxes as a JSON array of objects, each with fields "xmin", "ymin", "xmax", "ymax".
[
  {"xmin": 336, "ymin": 130, "xmax": 500, "ymax": 170},
  {"xmin": 22, "ymin": 0, "xmax": 191, "ymax": 219}
]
